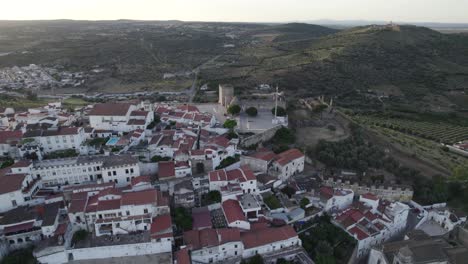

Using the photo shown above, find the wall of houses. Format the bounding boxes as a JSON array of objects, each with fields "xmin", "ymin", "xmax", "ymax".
[
  {"xmin": 32, "ymin": 160, "xmax": 103, "ymax": 187},
  {"xmin": 191, "ymin": 241, "xmax": 244, "ymax": 264},
  {"xmin": 37, "ymin": 240, "xmax": 172, "ymax": 264},
  {"xmin": 323, "ymin": 179, "xmax": 414, "ymax": 202},
  {"xmin": 101, "ymin": 163, "xmax": 140, "ymax": 187},
  {"xmin": 242, "ymin": 237, "xmax": 302, "ymax": 259}
]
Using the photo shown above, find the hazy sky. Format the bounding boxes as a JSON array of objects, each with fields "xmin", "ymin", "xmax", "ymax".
[{"xmin": 1, "ymin": 0, "xmax": 467, "ymax": 23}]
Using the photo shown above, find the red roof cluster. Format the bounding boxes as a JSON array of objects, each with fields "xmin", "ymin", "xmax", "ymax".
[
  {"xmin": 209, "ymin": 166, "xmax": 256, "ymax": 183},
  {"xmin": 183, "ymin": 228, "xmax": 241, "ymax": 250}
]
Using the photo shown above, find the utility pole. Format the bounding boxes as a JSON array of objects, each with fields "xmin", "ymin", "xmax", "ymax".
[{"xmin": 274, "ymin": 85, "xmax": 279, "ymax": 118}]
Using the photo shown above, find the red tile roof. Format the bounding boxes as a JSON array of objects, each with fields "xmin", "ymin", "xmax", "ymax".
[
  {"xmin": 96, "ymin": 199, "xmax": 121, "ymax": 211},
  {"xmin": 130, "ymin": 110, "xmax": 149, "ymax": 117},
  {"xmin": 192, "ymin": 209, "xmax": 212, "ymax": 230},
  {"xmin": 177, "ymin": 105, "xmax": 199, "ymax": 113},
  {"xmin": 0, "ymin": 173, "xmax": 26, "ymax": 195},
  {"xmin": 9, "ymin": 160, "xmax": 32, "ymax": 168},
  {"xmin": 183, "ymin": 228, "xmax": 240, "ymax": 250},
  {"xmin": 274, "ymin": 149, "xmax": 304, "ymax": 166},
  {"xmin": 361, "ymin": 193, "xmax": 379, "ymax": 201},
  {"xmin": 241, "ymin": 226, "xmax": 297, "ymax": 249},
  {"xmin": 349, "ymin": 226, "xmax": 369, "ymax": 240},
  {"xmin": 89, "ymin": 103, "xmax": 132, "ymax": 116},
  {"xmin": 222, "ymin": 199, "xmax": 247, "ymax": 224},
  {"xmin": 150, "ymin": 214, "xmax": 173, "ymax": 240},
  {"xmin": 3, "ymin": 221, "xmax": 35, "ymax": 235},
  {"xmin": 250, "ymin": 151, "xmax": 277, "ymax": 161},
  {"xmin": 121, "ymin": 189, "xmax": 160, "ymax": 206},
  {"xmin": 183, "ymin": 228, "xmax": 218, "ymax": 250},
  {"xmin": 158, "ymin": 161, "xmax": 175, "ymax": 179},
  {"xmin": 175, "ymin": 248, "xmax": 191, "ymax": 264},
  {"xmin": 320, "ymin": 186, "xmax": 334, "ymax": 199},
  {"xmin": 131, "ymin": 175, "xmax": 151, "ymax": 186},
  {"xmin": 0, "ymin": 131, "xmax": 22, "ymax": 145},
  {"xmin": 209, "ymin": 169, "xmax": 227, "ymax": 182}
]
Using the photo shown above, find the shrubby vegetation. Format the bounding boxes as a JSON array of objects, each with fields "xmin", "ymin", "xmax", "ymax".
[
  {"xmin": 227, "ymin": 105, "xmax": 241, "ymax": 115},
  {"xmin": 300, "ymin": 215, "xmax": 355, "ymax": 264},
  {"xmin": 272, "ymin": 106, "xmax": 287, "ymax": 117},
  {"xmin": 43, "ymin": 149, "xmax": 78, "ymax": 160},
  {"xmin": 263, "ymin": 195, "xmax": 281, "ymax": 209},
  {"xmin": 202, "ymin": 190, "xmax": 221, "ymax": 205},
  {"xmin": 1, "ymin": 247, "xmax": 36, "ymax": 264},
  {"xmin": 174, "ymin": 207, "xmax": 192, "ymax": 231},
  {"xmin": 246, "ymin": 107, "xmax": 258, "ymax": 117},
  {"xmin": 223, "ymin": 119, "xmax": 237, "ymax": 129},
  {"xmin": 272, "ymin": 127, "xmax": 295, "ymax": 145},
  {"xmin": 0, "ymin": 157, "xmax": 14, "ymax": 169},
  {"xmin": 215, "ymin": 155, "xmax": 239, "ymax": 169},
  {"xmin": 314, "ymin": 124, "xmax": 461, "ymax": 206},
  {"xmin": 151, "ymin": 155, "xmax": 171, "ymax": 162}
]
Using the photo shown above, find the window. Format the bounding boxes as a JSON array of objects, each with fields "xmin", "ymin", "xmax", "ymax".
[
  {"xmin": 126, "ymin": 211, "xmax": 130, "ymax": 216},
  {"xmin": 108, "ymin": 172, "xmax": 111, "ymax": 176},
  {"xmin": 113, "ymin": 171, "xmax": 116, "ymax": 176},
  {"xmin": 125, "ymin": 169, "xmax": 129, "ymax": 174},
  {"xmin": 144, "ymin": 209, "xmax": 148, "ymax": 214},
  {"xmin": 130, "ymin": 168, "xmax": 134, "ymax": 173},
  {"xmin": 11, "ymin": 200, "xmax": 17, "ymax": 207}
]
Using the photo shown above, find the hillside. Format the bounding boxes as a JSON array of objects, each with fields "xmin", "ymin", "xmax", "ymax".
[{"xmin": 204, "ymin": 24, "xmax": 468, "ymax": 114}]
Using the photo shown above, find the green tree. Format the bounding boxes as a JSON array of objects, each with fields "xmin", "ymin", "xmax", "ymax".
[
  {"xmin": 174, "ymin": 207, "xmax": 192, "ymax": 230},
  {"xmin": 0, "ymin": 158, "xmax": 14, "ymax": 169},
  {"xmin": 203, "ymin": 190, "xmax": 221, "ymax": 205},
  {"xmin": 151, "ymin": 155, "xmax": 171, "ymax": 162},
  {"xmin": 227, "ymin": 105, "xmax": 241, "ymax": 115},
  {"xmin": 272, "ymin": 127, "xmax": 296, "ymax": 145},
  {"xmin": 300, "ymin": 197, "xmax": 310, "ymax": 209},
  {"xmin": 272, "ymin": 106, "xmax": 287, "ymax": 117},
  {"xmin": 246, "ymin": 254, "xmax": 264, "ymax": 264},
  {"xmin": 246, "ymin": 107, "xmax": 258, "ymax": 117},
  {"xmin": 223, "ymin": 119, "xmax": 237, "ymax": 129},
  {"xmin": 196, "ymin": 162, "xmax": 205, "ymax": 174}
]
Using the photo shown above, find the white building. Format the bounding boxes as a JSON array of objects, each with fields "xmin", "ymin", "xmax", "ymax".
[
  {"xmin": 270, "ymin": 149, "xmax": 305, "ymax": 181},
  {"xmin": 209, "ymin": 165, "xmax": 258, "ymax": 195},
  {"xmin": 184, "ymin": 228, "xmax": 244, "ymax": 263},
  {"xmin": 319, "ymin": 186, "xmax": 354, "ymax": 212},
  {"xmin": 333, "ymin": 196, "xmax": 410, "ymax": 258},
  {"xmin": 67, "ymin": 188, "xmax": 170, "ymax": 236},
  {"xmin": 88, "ymin": 103, "xmax": 153, "ymax": 132},
  {"xmin": 241, "ymin": 226, "xmax": 302, "ymax": 259},
  {"xmin": 222, "ymin": 199, "xmax": 251, "ymax": 230},
  {"xmin": 32, "ymin": 154, "xmax": 140, "ymax": 187},
  {"xmin": 182, "ymin": 226, "xmax": 302, "ymax": 264},
  {"xmin": 0, "ymin": 161, "xmax": 41, "ymax": 213},
  {"xmin": 23, "ymin": 127, "xmax": 86, "ymax": 154}
]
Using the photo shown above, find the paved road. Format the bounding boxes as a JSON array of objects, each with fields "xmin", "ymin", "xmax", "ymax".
[{"xmin": 187, "ymin": 55, "xmax": 221, "ymax": 103}]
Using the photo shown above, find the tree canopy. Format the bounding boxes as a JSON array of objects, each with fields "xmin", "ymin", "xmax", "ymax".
[
  {"xmin": 227, "ymin": 104, "xmax": 241, "ymax": 115},
  {"xmin": 223, "ymin": 119, "xmax": 237, "ymax": 129},
  {"xmin": 272, "ymin": 106, "xmax": 287, "ymax": 117},
  {"xmin": 246, "ymin": 107, "xmax": 258, "ymax": 117}
]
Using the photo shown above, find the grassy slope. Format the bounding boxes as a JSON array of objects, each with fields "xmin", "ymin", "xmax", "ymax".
[{"xmin": 209, "ymin": 25, "xmax": 468, "ymax": 113}]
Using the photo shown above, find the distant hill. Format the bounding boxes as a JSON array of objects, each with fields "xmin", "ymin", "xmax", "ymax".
[
  {"xmin": 206, "ymin": 24, "xmax": 468, "ymax": 113},
  {"xmin": 250, "ymin": 23, "xmax": 339, "ymax": 42}
]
